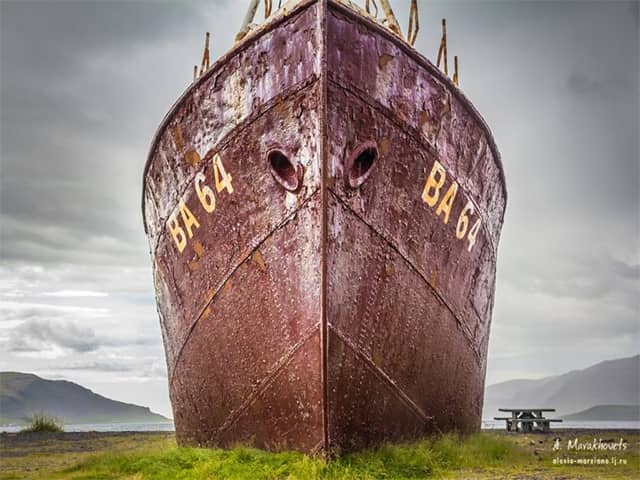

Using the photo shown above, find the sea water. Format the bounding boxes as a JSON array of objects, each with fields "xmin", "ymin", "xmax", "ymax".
[
  {"xmin": 3, "ymin": 420, "xmax": 638, "ymax": 433},
  {"xmin": 0, "ymin": 422, "xmax": 175, "ymax": 433}
]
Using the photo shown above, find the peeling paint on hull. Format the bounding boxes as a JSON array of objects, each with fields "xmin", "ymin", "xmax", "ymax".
[{"xmin": 142, "ymin": 0, "xmax": 506, "ymax": 455}]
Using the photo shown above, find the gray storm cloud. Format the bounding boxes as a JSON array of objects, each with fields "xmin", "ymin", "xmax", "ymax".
[{"xmin": 9, "ymin": 319, "xmax": 101, "ymax": 354}]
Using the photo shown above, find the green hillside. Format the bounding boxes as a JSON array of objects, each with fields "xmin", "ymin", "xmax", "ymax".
[{"xmin": 0, "ymin": 372, "xmax": 171, "ymax": 426}]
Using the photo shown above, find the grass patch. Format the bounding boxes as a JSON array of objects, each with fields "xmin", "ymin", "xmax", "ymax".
[
  {"xmin": 55, "ymin": 433, "xmax": 526, "ymax": 479},
  {"xmin": 2, "ymin": 431, "xmax": 637, "ymax": 479},
  {"xmin": 19, "ymin": 414, "xmax": 63, "ymax": 433},
  {"xmin": 327, "ymin": 433, "xmax": 528, "ymax": 479}
]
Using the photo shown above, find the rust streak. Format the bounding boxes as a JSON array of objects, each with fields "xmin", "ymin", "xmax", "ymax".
[
  {"xmin": 193, "ymin": 240, "xmax": 205, "ymax": 258},
  {"xmin": 252, "ymin": 250, "xmax": 267, "ymax": 271},
  {"xmin": 378, "ymin": 53, "xmax": 394, "ymax": 69},
  {"xmin": 184, "ymin": 149, "xmax": 201, "ymax": 166},
  {"xmin": 378, "ymin": 137, "xmax": 391, "ymax": 156},
  {"xmin": 172, "ymin": 125, "xmax": 185, "ymax": 150},
  {"xmin": 384, "ymin": 262, "xmax": 395, "ymax": 277}
]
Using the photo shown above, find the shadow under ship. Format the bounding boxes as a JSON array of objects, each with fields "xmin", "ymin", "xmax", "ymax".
[{"xmin": 142, "ymin": 0, "xmax": 507, "ymax": 454}]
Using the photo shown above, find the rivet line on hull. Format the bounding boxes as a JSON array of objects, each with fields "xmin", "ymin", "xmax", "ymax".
[
  {"xmin": 144, "ymin": 73, "xmax": 320, "ymax": 242},
  {"xmin": 328, "ymin": 189, "xmax": 483, "ymax": 366},
  {"xmin": 328, "ymin": 77, "xmax": 499, "ymax": 257},
  {"xmin": 319, "ymin": 0, "xmax": 330, "ymax": 454},
  {"xmin": 168, "ymin": 187, "xmax": 321, "ymax": 385},
  {"xmin": 329, "ymin": 325, "xmax": 433, "ymax": 424},
  {"xmin": 211, "ymin": 323, "xmax": 321, "ymax": 440},
  {"xmin": 141, "ymin": 0, "xmax": 321, "ymax": 200},
  {"xmin": 328, "ymin": 0, "xmax": 507, "ymax": 204}
]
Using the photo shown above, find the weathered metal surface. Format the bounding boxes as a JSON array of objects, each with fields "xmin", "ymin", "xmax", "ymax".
[{"xmin": 142, "ymin": 0, "xmax": 506, "ymax": 455}]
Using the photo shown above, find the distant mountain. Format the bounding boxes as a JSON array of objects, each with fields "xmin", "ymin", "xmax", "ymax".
[
  {"xmin": 562, "ymin": 405, "xmax": 640, "ymax": 422},
  {"xmin": 483, "ymin": 355, "xmax": 640, "ymax": 418},
  {"xmin": 0, "ymin": 372, "xmax": 171, "ymax": 426}
]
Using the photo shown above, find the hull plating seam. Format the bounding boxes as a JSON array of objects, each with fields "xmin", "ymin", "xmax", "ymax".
[
  {"xmin": 328, "ymin": 78, "xmax": 499, "ymax": 255},
  {"xmin": 329, "ymin": 189, "xmax": 483, "ymax": 365},
  {"xmin": 328, "ymin": 0, "xmax": 507, "ymax": 203},
  {"xmin": 329, "ymin": 325, "xmax": 434, "ymax": 425},
  {"xmin": 144, "ymin": 74, "xmax": 320, "ymax": 240},
  {"xmin": 168, "ymin": 188, "xmax": 321, "ymax": 384},
  {"xmin": 141, "ymin": 0, "xmax": 319, "ymax": 202},
  {"xmin": 212, "ymin": 324, "xmax": 321, "ymax": 440},
  {"xmin": 319, "ymin": 0, "xmax": 330, "ymax": 454}
]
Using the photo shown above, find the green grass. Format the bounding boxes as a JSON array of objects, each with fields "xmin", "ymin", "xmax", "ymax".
[
  {"xmin": 55, "ymin": 433, "xmax": 528, "ymax": 479},
  {"xmin": 19, "ymin": 414, "xmax": 63, "ymax": 433},
  {"xmin": 1, "ymin": 431, "xmax": 638, "ymax": 479}
]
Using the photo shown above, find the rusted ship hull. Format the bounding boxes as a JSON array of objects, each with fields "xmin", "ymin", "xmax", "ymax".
[{"xmin": 143, "ymin": 0, "xmax": 506, "ymax": 454}]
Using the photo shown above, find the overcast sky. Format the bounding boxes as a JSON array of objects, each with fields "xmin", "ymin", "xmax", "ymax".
[{"xmin": 1, "ymin": 0, "xmax": 638, "ymax": 419}]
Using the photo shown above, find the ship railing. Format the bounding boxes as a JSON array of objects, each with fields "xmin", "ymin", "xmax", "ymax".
[{"xmin": 192, "ymin": 1, "xmax": 460, "ymax": 87}]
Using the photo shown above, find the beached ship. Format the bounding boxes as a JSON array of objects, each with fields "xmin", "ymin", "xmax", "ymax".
[{"xmin": 142, "ymin": 0, "xmax": 507, "ymax": 454}]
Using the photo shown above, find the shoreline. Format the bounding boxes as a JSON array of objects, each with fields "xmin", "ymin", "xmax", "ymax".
[{"xmin": 2, "ymin": 426, "xmax": 638, "ymax": 434}]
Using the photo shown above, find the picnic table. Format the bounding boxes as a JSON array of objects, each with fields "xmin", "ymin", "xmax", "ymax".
[{"xmin": 494, "ymin": 408, "xmax": 562, "ymax": 432}]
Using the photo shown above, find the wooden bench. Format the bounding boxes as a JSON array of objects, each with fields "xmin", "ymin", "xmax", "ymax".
[{"xmin": 494, "ymin": 408, "xmax": 562, "ymax": 432}]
